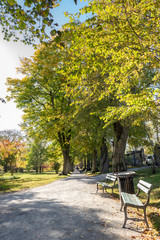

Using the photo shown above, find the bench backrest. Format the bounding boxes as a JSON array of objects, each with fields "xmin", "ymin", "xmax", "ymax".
[
  {"xmin": 106, "ymin": 174, "xmax": 117, "ymax": 182},
  {"xmin": 137, "ymin": 180, "xmax": 152, "ymax": 195}
]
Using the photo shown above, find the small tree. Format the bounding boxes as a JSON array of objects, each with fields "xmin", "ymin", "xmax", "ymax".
[
  {"xmin": 53, "ymin": 161, "xmax": 61, "ymax": 174},
  {"xmin": 27, "ymin": 141, "xmax": 48, "ymax": 173},
  {"xmin": 0, "ymin": 139, "xmax": 24, "ymax": 175}
]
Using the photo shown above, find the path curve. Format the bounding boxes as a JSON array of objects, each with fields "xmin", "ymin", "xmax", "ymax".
[{"xmin": 0, "ymin": 170, "xmax": 141, "ymax": 240}]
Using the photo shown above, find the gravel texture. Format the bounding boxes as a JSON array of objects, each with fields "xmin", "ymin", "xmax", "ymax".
[{"xmin": 0, "ymin": 170, "xmax": 141, "ymax": 240}]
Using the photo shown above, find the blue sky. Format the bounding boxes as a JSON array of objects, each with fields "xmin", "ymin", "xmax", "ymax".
[
  {"xmin": 53, "ymin": 0, "xmax": 89, "ymax": 27},
  {"xmin": 0, "ymin": 0, "xmax": 89, "ymax": 131}
]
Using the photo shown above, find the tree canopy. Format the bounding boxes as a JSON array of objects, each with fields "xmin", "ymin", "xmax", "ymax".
[
  {"xmin": 0, "ymin": 0, "xmax": 79, "ymax": 44},
  {"xmin": 6, "ymin": 32, "xmax": 75, "ymax": 174},
  {"xmin": 62, "ymin": 0, "xmax": 160, "ymax": 171},
  {"xmin": 6, "ymin": 0, "xmax": 160, "ymax": 173}
]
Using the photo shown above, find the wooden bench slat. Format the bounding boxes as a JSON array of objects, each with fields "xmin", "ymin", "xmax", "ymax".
[
  {"xmin": 139, "ymin": 180, "xmax": 152, "ymax": 189},
  {"xmin": 106, "ymin": 176, "xmax": 116, "ymax": 181},
  {"xmin": 137, "ymin": 183, "xmax": 150, "ymax": 194},
  {"xmin": 121, "ymin": 192, "xmax": 143, "ymax": 206}
]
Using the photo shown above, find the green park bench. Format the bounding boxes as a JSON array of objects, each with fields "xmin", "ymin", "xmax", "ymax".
[
  {"xmin": 96, "ymin": 174, "xmax": 117, "ymax": 194},
  {"xmin": 120, "ymin": 179, "xmax": 152, "ymax": 228}
]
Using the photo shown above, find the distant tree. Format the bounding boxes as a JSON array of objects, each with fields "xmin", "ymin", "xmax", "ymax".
[
  {"xmin": 6, "ymin": 32, "xmax": 75, "ymax": 175},
  {"xmin": 27, "ymin": 141, "xmax": 48, "ymax": 173},
  {"xmin": 0, "ymin": 139, "xmax": 24, "ymax": 175},
  {"xmin": 53, "ymin": 161, "xmax": 61, "ymax": 174},
  {"xmin": 0, "ymin": 129, "xmax": 24, "ymax": 142}
]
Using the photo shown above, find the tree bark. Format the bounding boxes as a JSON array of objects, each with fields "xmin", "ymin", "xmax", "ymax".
[
  {"xmin": 83, "ymin": 157, "xmax": 86, "ymax": 170},
  {"xmin": 87, "ymin": 155, "xmax": 91, "ymax": 171},
  {"xmin": 100, "ymin": 137, "xmax": 109, "ymax": 174},
  {"xmin": 10, "ymin": 163, "xmax": 14, "ymax": 176},
  {"xmin": 112, "ymin": 121, "xmax": 129, "ymax": 173},
  {"xmin": 58, "ymin": 130, "xmax": 71, "ymax": 175},
  {"xmin": 4, "ymin": 165, "xmax": 8, "ymax": 173},
  {"xmin": 92, "ymin": 147, "xmax": 98, "ymax": 173},
  {"xmin": 154, "ymin": 143, "xmax": 160, "ymax": 166},
  {"xmin": 62, "ymin": 148, "xmax": 70, "ymax": 174},
  {"xmin": 35, "ymin": 166, "xmax": 38, "ymax": 173},
  {"xmin": 70, "ymin": 155, "xmax": 74, "ymax": 172}
]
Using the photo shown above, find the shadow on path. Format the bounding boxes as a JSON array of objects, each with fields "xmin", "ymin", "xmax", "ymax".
[{"xmin": 0, "ymin": 171, "xmax": 141, "ymax": 240}]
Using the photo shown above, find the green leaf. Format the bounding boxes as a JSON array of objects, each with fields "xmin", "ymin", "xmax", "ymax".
[
  {"xmin": 50, "ymin": 30, "xmax": 57, "ymax": 36},
  {"xmin": 8, "ymin": 0, "xmax": 16, "ymax": 6}
]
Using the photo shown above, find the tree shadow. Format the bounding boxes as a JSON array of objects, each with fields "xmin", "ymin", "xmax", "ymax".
[{"xmin": 0, "ymin": 189, "xmax": 136, "ymax": 240}]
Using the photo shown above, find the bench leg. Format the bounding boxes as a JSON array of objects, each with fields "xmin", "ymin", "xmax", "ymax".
[
  {"xmin": 96, "ymin": 183, "xmax": 99, "ymax": 193},
  {"xmin": 122, "ymin": 205, "xmax": 127, "ymax": 228},
  {"xmin": 120, "ymin": 196, "xmax": 124, "ymax": 211},
  {"xmin": 144, "ymin": 208, "xmax": 149, "ymax": 228}
]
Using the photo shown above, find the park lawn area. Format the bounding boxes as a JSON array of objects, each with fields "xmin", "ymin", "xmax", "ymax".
[{"xmin": 0, "ymin": 172, "xmax": 66, "ymax": 193}]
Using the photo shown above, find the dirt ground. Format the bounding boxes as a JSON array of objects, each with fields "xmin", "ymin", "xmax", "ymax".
[{"xmin": 0, "ymin": 170, "xmax": 143, "ymax": 240}]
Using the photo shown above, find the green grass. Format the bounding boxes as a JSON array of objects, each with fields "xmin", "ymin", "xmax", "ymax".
[
  {"xmin": 86, "ymin": 171, "xmax": 101, "ymax": 176},
  {"xmin": 0, "ymin": 172, "xmax": 67, "ymax": 193}
]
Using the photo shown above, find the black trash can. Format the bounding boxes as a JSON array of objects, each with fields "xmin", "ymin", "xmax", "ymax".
[{"xmin": 114, "ymin": 171, "xmax": 135, "ymax": 195}]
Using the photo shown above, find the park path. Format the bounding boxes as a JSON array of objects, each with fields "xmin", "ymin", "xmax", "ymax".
[{"xmin": 0, "ymin": 170, "xmax": 142, "ymax": 240}]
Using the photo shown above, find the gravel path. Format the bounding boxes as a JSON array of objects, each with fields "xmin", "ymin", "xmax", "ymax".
[{"xmin": 0, "ymin": 170, "xmax": 141, "ymax": 240}]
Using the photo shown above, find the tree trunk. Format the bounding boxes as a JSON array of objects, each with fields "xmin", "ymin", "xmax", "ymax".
[
  {"xmin": 35, "ymin": 166, "xmax": 38, "ymax": 173},
  {"xmin": 62, "ymin": 148, "xmax": 71, "ymax": 174},
  {"xmin": 70, "ymin": 155, "xmax": 74, "ymax": 172},
  {"xmin": 154, "ymin": 143, "xmax": 160, "ymax": 166},
  {"xmin": 112, "ymin": 121, "xmax": 129, "ymax": 173},
  {"xmin": 4, "ymin": 165, "xmax": 8, "ymax": 173},
  {"xmin": 87, "ymin": 155, "xmax": 91, "ymax": 171},
  {"xmin": 58, "ymin": 130, "xmax": 71, "ymax": 175},
  {"xmin": 10, "ymin": 163, "xmax": 14, "ymax": 176},
  {"xmin": 100, "ymin": 137, "xmax": 109, "ymax": 174},
  {"xmin": 83, "ymin": 157, "xmax": 86, "ymax": 170},
  {"xmin": 92, "ymin": 147, "xmax": 98, "ymax": 173},
  {"xmin": 39, "ymin": 165, "xmax": 42, "ymax": 173}
]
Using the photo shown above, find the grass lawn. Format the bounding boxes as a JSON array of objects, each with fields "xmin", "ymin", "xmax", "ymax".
[{"xmin": 0, "ymin": 172, "xmax": 67, "ymax": 193}]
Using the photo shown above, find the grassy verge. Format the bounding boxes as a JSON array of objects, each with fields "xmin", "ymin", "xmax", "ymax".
[
  {"xmin": 0, "ymin": 172, "xmax": 67, "ymax": 193},
  {"xmin": 86, "ymin": 171, "xmax": 101, "ymax": 177}
]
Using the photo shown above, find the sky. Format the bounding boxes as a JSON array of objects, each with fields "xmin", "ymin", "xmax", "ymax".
[{"xmin": 0, "ymin": 0, "xmax": 88, "ymax": 131}]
